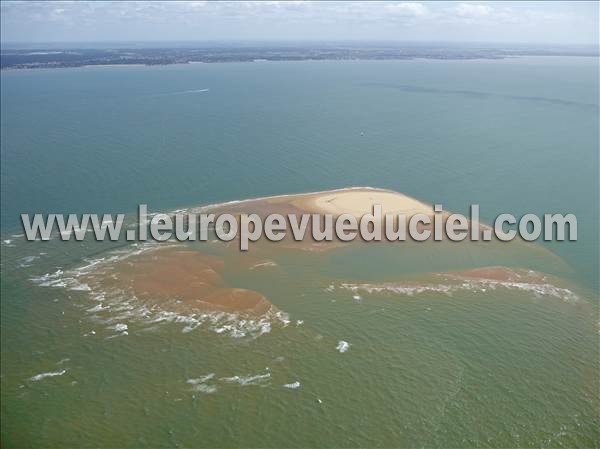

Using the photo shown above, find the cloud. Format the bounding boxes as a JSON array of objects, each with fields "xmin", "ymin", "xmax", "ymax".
[
  {"xmin": 385, "ymin": 2, "xmax": 428, "ymax": 18},
  {"xmin": 1, "ymin": 1, "xmax": 597, "ymax": 45},
  {"xmin": 453, "ymin": 3, "xmax": 493, "ymax": 19}
]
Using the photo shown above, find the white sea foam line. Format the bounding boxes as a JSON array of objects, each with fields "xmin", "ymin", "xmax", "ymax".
[
  {"xmin": 220, "ymin": 371, "xmax": 271, "ymax": 386},
  {"xmin": 249, "ymin": 261, "xmax": 278, "ymax": 270},
  {"xmin": 30, "ymin": 242, "xmax": 171, "ymax": 289},
  {"xmin": 338, "ymin": 279, "xmax": 579, "ymax": 302},
  {"xmin": 186, "ymin": 374, "xmax": 218, "ymax": 393},
  {"xmin": 96, "ymin": 289, "xmax": 280, "ymax": 338},
  {"xmin": 29, "ymin": 242, "xmax": 291, "ymax": 339},
  {"xmin": 187, "ymin": 373, "xmax": 215, "ymax": 385},
  {"xmin": 29, "ymin": 369, "xmax": 67, "ymax": 381},
  {"xmin": 17, "ymin": 255, "xmax": 41, "ymax": 268}
]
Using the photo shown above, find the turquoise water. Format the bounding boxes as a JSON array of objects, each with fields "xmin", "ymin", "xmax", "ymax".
[{"xmin": 1, "ymin": 57, "xmax": 599, "ymax": 448}]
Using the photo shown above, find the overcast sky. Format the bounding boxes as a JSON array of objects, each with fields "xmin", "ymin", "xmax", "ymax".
[{"xmin": 1, "ymin": 1, "xmax": 598, "ymax": 46}]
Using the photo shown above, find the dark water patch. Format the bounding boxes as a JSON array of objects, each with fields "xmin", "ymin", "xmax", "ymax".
[{"xmin": 367, "ymin": 82, "xmax": 599, "ymax": 112}]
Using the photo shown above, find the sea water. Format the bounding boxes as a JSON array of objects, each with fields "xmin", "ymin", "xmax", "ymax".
[{"xmin": 1, "ymin": 57, "xmax": 598, "ymax": 448}]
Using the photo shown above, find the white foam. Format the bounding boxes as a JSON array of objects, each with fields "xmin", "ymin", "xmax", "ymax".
[
  {"xmin": 336, "ymin": 340, "xmax": 350, "ymax": 353},
  {"xmin": 30, "ymin": 242, "xmax": 290, "ymax": 340},
  {"xmin": 30, "ymin": 269, "xmax": 65, "ymax": 287},
  {"xmin": 111, "ymin": 323, "xmax": 128, "ymax": 332},
  {"xmin": 339, "ymin": 279, "xmax": 579, "ymax": 303},
  {"xmin": 87, "ymin": 304, "xmax": 107, "ymax": 313},
  {"xmin": 191, "ymin": 384, "xmax": 217, "ymax": 394},
  {"xmin": 340, "ymin": 282, "xmax": 452, "ymax": 296},
  {"xmin": 18, "ymin": 255, "xmax": 41, "ymax": 268},
  {"xmin": 220, "ymin": 372, "xmax": 271, "ymax": 386},
  {"xmin": 186, "ymin": 373, "xmax": 217, "ymax": 393},
  {"xmin": 30, "ymin": 369, "xmax": 67, "ymax": 381},
  {"xmin": 70, "ymin": 283, "xmax": 91, "ymax": 291},
  {"xmin": 187, "ymin": 373, "xmax": 215, "ymax": 385},
  {"xmin": 249, "ymin": 261, "xmax": 278, "ymax": 270}
]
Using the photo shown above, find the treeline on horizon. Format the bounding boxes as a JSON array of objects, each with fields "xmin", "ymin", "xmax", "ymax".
[{"xmin": 1, "ymin": 43, "xmax": 598, "ymax": 70}]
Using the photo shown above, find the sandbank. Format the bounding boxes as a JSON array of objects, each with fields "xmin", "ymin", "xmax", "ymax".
[
  {"xmin": 290, "ymin": 188, "xmax": 434, "ymax": 219},
  {"xmin": 107, "ymin": 248, "xmax": 272, "ymax": 315}
]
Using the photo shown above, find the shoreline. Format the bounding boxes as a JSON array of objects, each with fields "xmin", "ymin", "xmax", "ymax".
[{"xmin": 2, "ymin": 54, "xmax": 598, "ymax": 72}]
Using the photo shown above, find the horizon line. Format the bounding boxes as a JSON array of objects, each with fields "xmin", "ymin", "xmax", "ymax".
[{"xmin": 2, "ymin": 39, "xmax": 598, "ymax": 49}]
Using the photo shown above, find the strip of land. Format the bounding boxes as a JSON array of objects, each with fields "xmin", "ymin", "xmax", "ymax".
[{"xmin": 2, "ymin": 44, "xmax": 597, "ymax": 70}]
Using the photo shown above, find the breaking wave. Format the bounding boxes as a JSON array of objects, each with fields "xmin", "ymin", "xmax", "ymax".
[
  {"xmin": 29, "ymin": 243, "xmax": 290, "ymax": 340},
  {"xmin": 187, "ymin": 374, "xmax": 217, "ymax": 394},
  {"xmin": 336, "ymin": 340, "xmax": 350, "ymax": 353},
  {"xmin": 29, "ymin": 369, "xmax": 67, "ymax": 382},
  {"xmin": 335, "ymin": 277, "xmax": 579, "ymax": 303},
  {"xmin": 185, "ymin": 370, "xmax": 275, "ymax": 393},
  {"xmin": 220, "ymin": 371, "xmax": 271, "ymax": 386}
]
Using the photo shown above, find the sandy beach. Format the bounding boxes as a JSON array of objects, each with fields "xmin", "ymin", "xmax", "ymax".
[
  {"xmin": 75, "ymin": 187, "xmax": 570, "ymax": 316},
  {"xmin": 289, "ymin": 188, "xmax": 435, "ymax": 218}
]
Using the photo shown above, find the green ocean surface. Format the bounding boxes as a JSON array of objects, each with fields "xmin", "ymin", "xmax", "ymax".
[{"xmin": 1, "ymin": 57, "xmax": 598, "ymax": 448}]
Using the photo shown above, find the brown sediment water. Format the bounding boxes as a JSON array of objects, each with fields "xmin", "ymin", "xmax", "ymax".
[
  {"xmin": 336, "ymin": 264, "xmax": 584, "ymax": 304},
  {"xmin": 78, "ymin": 189, "xmax": 575, "ymax": 316},
  {"xmin": 104, "ymin": 248, "xmax": 273, "ymax": 315}
]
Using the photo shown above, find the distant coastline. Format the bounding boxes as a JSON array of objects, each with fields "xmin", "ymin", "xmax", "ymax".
[{"xmin": 2, "ymin": 43, "xmax": 598, "ymax": 70}]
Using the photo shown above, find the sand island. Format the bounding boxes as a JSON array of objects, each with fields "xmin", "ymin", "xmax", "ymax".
[{"xmin": 69, "ymin": 187, "xmax": 579, "ymax": 320}]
